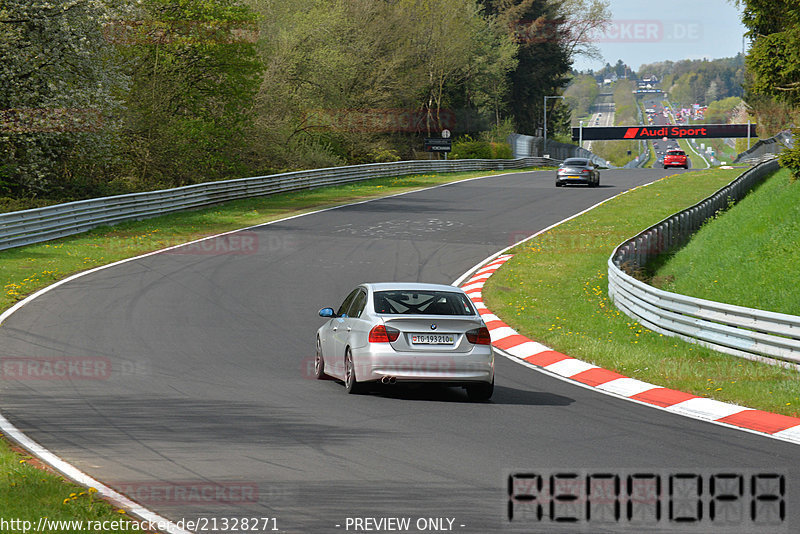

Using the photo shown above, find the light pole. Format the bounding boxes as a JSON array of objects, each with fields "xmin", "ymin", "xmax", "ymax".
[{"xmin": 543, "ymin": 95, "xmax": 565, "ymax": 157}]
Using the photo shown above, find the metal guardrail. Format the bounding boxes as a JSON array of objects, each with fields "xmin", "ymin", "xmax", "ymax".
[
  {"xmin": 608, "ymin": 157, "xmax": 800, "ymax": 366},
  {"xmin": 623, "ymin": 149, "xmax": 649, "ymax": 169},
  {"xmin": 0, "ymin": 157, "xmax": 558, "ymax": 251},
  {"xmin": 733, "ymin": 130, "xmax": 793, "ymax": 165}
]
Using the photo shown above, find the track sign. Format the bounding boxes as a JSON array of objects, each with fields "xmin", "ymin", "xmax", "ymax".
[
  {"xmin": 424, "ymin": 137, "xmax": 452, "ymax": 152},
  {"xmin": 572, "ymin": 124, "xmax": 757, "ymax": 141}
]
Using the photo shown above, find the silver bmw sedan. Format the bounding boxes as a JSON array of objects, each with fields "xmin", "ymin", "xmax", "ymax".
[{"xmin": 316, "ymin": 282, "xmax": 494, "ymax": 400}]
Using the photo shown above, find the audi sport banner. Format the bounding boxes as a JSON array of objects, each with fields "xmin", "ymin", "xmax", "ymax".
[{"xmin": 572, "ymin": 124, "xmax": 757, "ymax": 141}]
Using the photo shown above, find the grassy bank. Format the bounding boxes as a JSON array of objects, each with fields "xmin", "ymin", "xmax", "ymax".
[
  {"xmin": 484, "ymin": 167, "xmax": 800, "ymax": 416},
  {"xmin": 645, "ymin": 140, "xmax": 656, "ymax": 168},
  {"xmin": 653, "ymin": 167, "xmax": 800, "ymax": 316}
]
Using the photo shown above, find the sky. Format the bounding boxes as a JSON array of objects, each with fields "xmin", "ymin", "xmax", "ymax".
[{"xmin": 572, "ymin": 0, "xmax": 748, "ymax": 72}]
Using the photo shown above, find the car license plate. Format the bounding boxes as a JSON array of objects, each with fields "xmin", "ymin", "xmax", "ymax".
[{"xmin": 411, "ymin": 333, "xmax": 455, "ymax": 345}]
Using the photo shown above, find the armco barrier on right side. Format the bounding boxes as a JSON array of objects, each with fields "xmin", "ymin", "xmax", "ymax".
[
  {"xmin": 733, "ymin": 130, "xmax": 793, "ymax": 165},
  {"xmin": 608, "ymin": 157, "xmax": 800, "ymax": 367}
]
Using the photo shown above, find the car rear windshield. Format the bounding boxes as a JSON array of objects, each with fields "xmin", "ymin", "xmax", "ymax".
[
  {"xmin": 563, "ymin": 158, "xmax": 588, "ymax": 166},
  {"xmin": 374, "ymin": 290, "xmax": 476, "ymax": 316},
  {"xmin": 667, "ymin": 150, "xmax": 685, "ymax": 156}
]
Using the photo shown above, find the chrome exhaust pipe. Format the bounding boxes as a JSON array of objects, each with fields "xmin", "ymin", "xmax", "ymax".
[
  {"xmin": 380, "ymin": 376, "xmax": 397, "ymax": 385},
  {"xmin": 388, "ymin": 376, "xmax": 396, "ymax": 385}
]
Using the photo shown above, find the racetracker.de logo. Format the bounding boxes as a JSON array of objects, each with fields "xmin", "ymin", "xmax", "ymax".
[
  {"xmin": 114, "ymin": 481, "xmax": 259, "ymax": 505},
  {"xmin": 509, "ymin": 230, "xmax": 634, "ymax": 255},
  {"xmin": 512, "ymin": 19, "xmax": 702, "ymax": 44},
  {"xmin": 301, "ymin": 356, "xmax": 487, "ymax": 380},
  {"xmin": 0, "ymin": 108, "xmax": 103, "ymax": 133},
  {"xmin": 302, "ymin": 108, "xmax": 456, "ymax": 133},
  {"xmin": 103, "ymin": 20, "xmax": 260, "ymax": 45},
  {"xmin": 166, "ymin": 232, "xmax": 259, "ymax": 255},
  {"xmin": 1, "ymin": 357, "xmax": 111, "ymax": 380}
]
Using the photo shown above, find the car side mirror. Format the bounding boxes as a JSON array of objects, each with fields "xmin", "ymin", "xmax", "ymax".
[{"xmin": 319, "ymin": 307, "xmax": 335, "ymax": 318}]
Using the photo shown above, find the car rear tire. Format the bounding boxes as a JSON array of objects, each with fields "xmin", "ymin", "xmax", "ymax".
[
  {"xmin": 466, "ymin": 379, "xmax": 494, "ymax": 402},
  {"xmin": 344, "ymin": 348, "xmax": 364, "ymax": 394},
  {"xmin": 555, "ymin": 181, "xmax": 563, "ymax": 187},
  {"xmin": 314, "ymin": 337, "xmax": 325, "ymax": 380}
]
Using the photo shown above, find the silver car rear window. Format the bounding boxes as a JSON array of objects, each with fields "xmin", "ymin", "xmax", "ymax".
[{"xmin": 374, "ymin": 290, "xmax": 476, "ymax": 316}]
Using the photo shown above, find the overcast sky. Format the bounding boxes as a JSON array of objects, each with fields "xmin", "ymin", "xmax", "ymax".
[{"xmin": 573, "ymin": 0, "xmax": 748, "ymax": 72}]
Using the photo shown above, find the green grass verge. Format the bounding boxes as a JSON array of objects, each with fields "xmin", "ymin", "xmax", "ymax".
[
  {"xmin": 653, "ymin": 167, "xmax": 800, "ymax": 316},
  {"xmin": 643, "ymin": 140, "xmax": 655, "ymax": 168},
  {"xmin": 679, "ymin": 138, "xmax": 709, "ymax": 169},
  {"xmin": 484, "ymin": 167, "xmax": 800, "ymax": 416},
  {"xmin": 0, "ymin": 439, "xmax": 145, "ymax": 533},
  {"xmin": 702, "ymin": 138, "xmax": 737, "ymax": 163},
  {"xmin": 0, "ymin": 166, "xmax": 548, "ymax": 523}
]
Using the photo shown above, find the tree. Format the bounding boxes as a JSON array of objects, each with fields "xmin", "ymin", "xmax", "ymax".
[
  {"xmin": 0, "ymin": 0, "xmax": 127, "ymax": 196},
  {"xmin": 244, "ymin": 0, "xmax": 518, "ymax": 166},
  {"xmin": 482, "ymin": 0, "xmax": 609, "ymax": 136},
  {"xmin": 564, "ymin": 74, "xmax": 599, "ymax": 125},
  {"xmin": 118, "ymin": 0, "xmax": 263, "ymax": 186},
  {"xmin": 703, "ymin": 96, "xmax": 743, "ymax": 124},
  {"xmin": 403, "ymin": 0, "xmax": 494, "ymax": 134},
  {"xmin": 705, "ymin": 80, "xmax": 720, "ymax": 103},
  {"xmin": 733, "ymin": 0, "xmax": 800, "ymax": 178},
  {"xmin": 461, "ymin": 12, "xmax": 519, "ymax": 128}
]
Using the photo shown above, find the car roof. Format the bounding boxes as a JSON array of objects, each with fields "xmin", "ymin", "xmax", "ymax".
[{"xmin": 362, "ymin": 282, "xmax": 464, "ymax": 293}]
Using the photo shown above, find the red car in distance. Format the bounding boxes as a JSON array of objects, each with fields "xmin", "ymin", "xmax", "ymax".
[{"xmin": 663, "ymin": 149, "xmax": 688, "ymax": 169}]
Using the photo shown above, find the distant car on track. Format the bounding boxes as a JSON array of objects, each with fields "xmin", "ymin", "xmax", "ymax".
[
  {"xmin": 316, "ymin": 283, "xmax": 495, "ymax": 400},
  {"xmin": 556, "ymin": 157, "xmax": 600, "ymax": 187},
  {"xmin": 663, "ymin": 149, "xmax": 688, "ymax": 169}
]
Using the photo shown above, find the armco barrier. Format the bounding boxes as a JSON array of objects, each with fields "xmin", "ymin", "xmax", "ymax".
[
  {"xmin": 0, "ymin": 157, "xmax": 557, "ymax": 251},
  {"xmin": 733, "ymin": 130, "xmax": 793, "ymax": 165},
  {"xmin": 608, "ymin": 157, "xmax": 800, "ymax": 366},
  {"xmin": 508, "ymin": 133, "xmax": 609, "ymax": 167}
]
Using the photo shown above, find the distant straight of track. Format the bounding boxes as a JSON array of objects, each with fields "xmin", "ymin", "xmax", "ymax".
[
  {"xmin": 1, "ymin": 167, "xmax": 797, "ymax": 532},
  {"xmin": 583, "ymin": 94, "xmax": 615, "ymax": 152}
]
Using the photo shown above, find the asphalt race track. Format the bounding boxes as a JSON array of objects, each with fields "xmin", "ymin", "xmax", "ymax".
[{"xmin": 1, "ymin": 168, "xmax": 798, "ymax": 533}]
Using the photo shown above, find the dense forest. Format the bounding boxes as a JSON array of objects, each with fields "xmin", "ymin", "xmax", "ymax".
[{"xmin": 0, "ymin": 0, "xmax": 609, "ymax": 205}]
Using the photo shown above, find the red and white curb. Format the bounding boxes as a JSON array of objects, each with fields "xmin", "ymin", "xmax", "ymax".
[{"xmin": 462, "ymin": 254, "xmax": 800, "ymax": 445}]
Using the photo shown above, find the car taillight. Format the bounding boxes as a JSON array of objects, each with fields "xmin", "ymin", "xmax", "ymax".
[
  {"xmin": 582, "ymin": 169, "xmax": 590, "ymax": 173},
  {"xmin": 466, "ymin": 327, "xmax": 491, "ymax": 345},
  {"xmin": 368, "ymin": 324, "xmax": 400, "ymax": 343}
]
